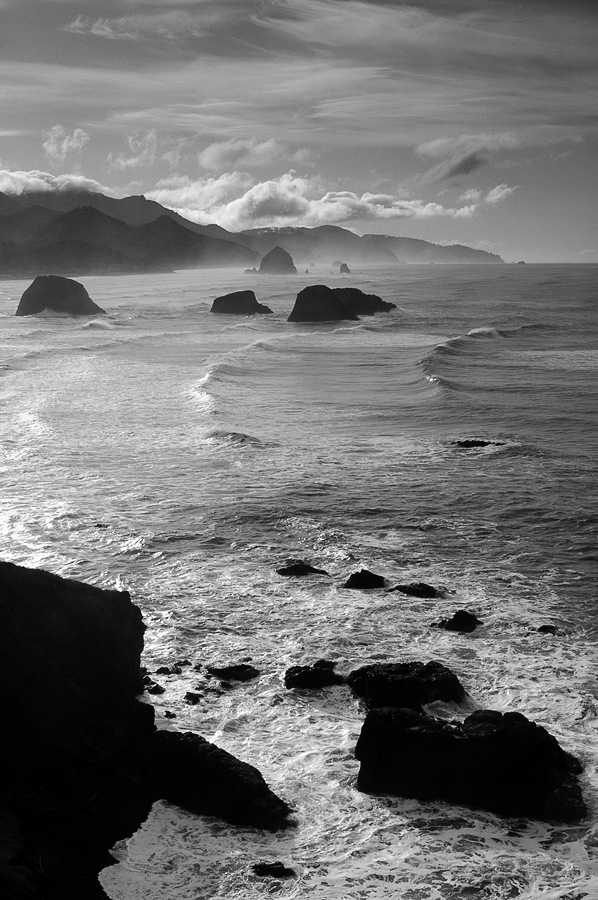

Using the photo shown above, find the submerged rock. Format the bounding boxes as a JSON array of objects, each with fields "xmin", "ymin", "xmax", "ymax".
[
  {"xmin": 388, "ymin": 582, "xmax": 443, "ymax": 598},
  {"xmin": 276, "ymin": 561, "xmax": 329, "ymax": 577},
  {"xmin": 347, "ymin": 660, "xmax": 467, "ymax": 710},
  {"xmin": 15, "ymin": 274, "xmax": 106, "ymax": 316},
  {"xmin": 285, "ymin": 660, "xmax": 345, "ymax": 689},
  {"xmin": 433, "ymin": 610, "xmax": 484, "ymax": 633},
  {"xmin": 206, "ymin": 663, "xmax": 260, "ymax": 681},
  {"xmin": 344, "ymin": 569, "xmax": 386, "ymax": 589},
  {"xmin": 258, "ymin": 246, "xmax": 297, "ymax": 275},
  {"xmin": 210, "ymin": 290, "xmax": 273, "ymax": 315},
  {"xmin": 253, "ymin": 861, "xmax": 296, "ymax": 878},
  {"xmin": 355, "ymin": 707, "xmax": 587, "ymax": 823}
]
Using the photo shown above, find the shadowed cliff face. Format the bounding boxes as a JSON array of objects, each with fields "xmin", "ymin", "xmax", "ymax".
[{"xmin": 0, "ymin": 560, "xmax": 290, "ymax": 899}]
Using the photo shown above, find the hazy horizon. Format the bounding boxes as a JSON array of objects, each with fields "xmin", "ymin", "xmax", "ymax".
[{"xmin": 0, "ymin": 0, "xmax": 596, "ymax": 264}]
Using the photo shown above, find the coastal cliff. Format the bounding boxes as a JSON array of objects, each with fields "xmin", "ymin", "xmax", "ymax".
[{"xmin": 0, "ymin": 560, "xmax": 290, "ymax": 899}]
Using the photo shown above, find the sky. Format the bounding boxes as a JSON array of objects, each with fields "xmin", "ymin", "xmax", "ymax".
[{"xmin": 0, "ymin": 0, "xmax": 596, "ymax": 262}]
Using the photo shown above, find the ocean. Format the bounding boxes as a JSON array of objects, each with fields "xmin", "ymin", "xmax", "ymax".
[{"xmin": 1, "ymin": 263, "xmax": 597, "ymax": 899}]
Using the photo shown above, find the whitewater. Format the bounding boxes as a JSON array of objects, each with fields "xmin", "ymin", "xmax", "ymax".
[{"xmin": 1, "ymin": 263, "xmax": 597, "ymax": 899}]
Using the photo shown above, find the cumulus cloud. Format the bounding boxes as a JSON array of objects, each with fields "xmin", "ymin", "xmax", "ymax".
[
  {"xmin": 0, "ymin": 169, "xmax": 119, "ymax": 196},
  {"xmin": 416, "ymin": 132, "xmax": 520, "ymax": 183},
  {"xmin": 145, "ymin": 170, "xmax": 515, "ymax": 231},
  {"xmin": 198, "ymin": 138, "xmax": 283, "ymax": 172},
  {"xmin": 107, "ymin": 130, "xmax": 158, "ymax": 170},
  {"xmin": 42, "ymin": 125, "xmax": 90, "ymax": 163}
]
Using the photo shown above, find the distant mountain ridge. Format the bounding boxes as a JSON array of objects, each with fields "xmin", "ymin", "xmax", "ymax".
[{"xmin": 0, "ymin": 189, "xmax": 504, "ymax": 275}]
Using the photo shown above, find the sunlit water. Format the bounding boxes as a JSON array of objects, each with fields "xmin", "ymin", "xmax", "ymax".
[{"xmin": 1, "ymin": 264, "xmax": 597, "ymax": 899}]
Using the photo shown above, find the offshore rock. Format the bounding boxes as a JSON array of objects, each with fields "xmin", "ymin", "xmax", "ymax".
[
  {"xmin": 340, "ymin": 262, "xmax": 350, "ymax": 274},
  {"xmin": 332, "ymin": 287, "xmax": 395, "ymax": 315},
  {"xmin": 433, "ymin": 610, "xmax": 484, "ymax": 633},
  {"xmin": 258, "ymin": 246, "xmax": 297, "ymax": 275},
  {"xmin": 344, "ymin": 569, "xmax": 386, "ymax": 589},
  {"xmin": 15, "ymin": 274, "xmax": 106, "ymax": 316},
  {"xmin": 347, "ymin": 661, "xmax": 467, "ymax": 710},
  {"xmin": 355, "ymin": 707, "xmax": 587, "ymax": 823},
  {"xmin": 211, "ymin": 290, "xmax": 273, "ymax": 315},
  {"xmin": 287, "ymin": 284, "xmax": 359, "ymax": 322},
  {"xmin": 284, "ymin": 660, "xmax": 345, "ymax": 689}
]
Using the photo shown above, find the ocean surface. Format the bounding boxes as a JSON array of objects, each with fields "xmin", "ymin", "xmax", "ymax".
[{"xmin": 1, "ymin": 263, "xmax": 597, "ymax": 899}]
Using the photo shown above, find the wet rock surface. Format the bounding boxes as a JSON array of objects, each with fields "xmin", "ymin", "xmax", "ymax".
[
  {"xmin": 344, "ymin": 569, "xmax": 386, "ymax": 589},
  {"xmin": 355, "ymin": 707, "xmax": 587, "ymax": 823},
  {"xmin": 347, "ymin": 661, "xmax": 467, "ymax": 710},
  {"xmin": 285, "ymin": 660, "xmax": 346, "ymax": 689},
  {"xmin": 210, "ymin": 290, "xmax": 273, "ymax": 315}
]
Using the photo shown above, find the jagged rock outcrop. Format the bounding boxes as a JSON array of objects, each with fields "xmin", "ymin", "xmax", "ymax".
[
  {"xmin": 355, "ymin": 707, "xmax": 587, "ymax": 822},
  {"xmin": 347, "ymin": 661, "xmax": 467, "ymax": 710},
  {"xmin": 0, "ymin": 560, "xmax": 290, "ymax": 898},
  {"xmin": 344, "ymin": 569, "xmax": 386, "ymax": 589},
  {"xmin": 210, "ymin": 290, "xmax": 273, "ymax": 315},
  {"xmin": 15, "ymin": 275, "xmax": 106, "ymax": 316},
  {"xmin": 433, "ymin": 610, "xmax": 484, "ymax": 633},
  {"xmin": 388, "ymin": 582, "xmax": 443, "ymax": 598},
  {"xmin": 258, "ymin": 246, "xmax": 297, "ymax": 274},
  {"xmin": 287, "ymin": 284, "xmax": 359, "ymax": 322}
]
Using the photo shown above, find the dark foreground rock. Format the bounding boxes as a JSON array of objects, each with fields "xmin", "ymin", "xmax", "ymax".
[
  {"xmin": 347, "ymin": 661, "xmax": 467, "ymax": 710},
  {"xmin": 355, "ymin": 707, "xmax": 587, "ymax": 822},
  {"xmin": 433, "ymin": 610, "xmax": 484, "ymax": 633},
  {"xmin": 344, "ymin": 569, "xmax": 386, "ymax": 589},
  {"xmin": 210, "ymin": 290, "xmax": 273, "ymax": 315},
  {"xmin": 333, "ymin": 288, "xmax": 396, "ymax": 315},
  {"xmin": 258, "ymin": 246, "xmax": 297, "ymax": 274},
  {"xmin": 0, "ymin": 560, "xmax": 290, "ymax": 899},
  {"xmin": 285, "ymin": 660, "xmax": 345, "ymax": 689},
  {"xmin": 16, "ymin": 275, "xmax": 106, "ymax": 316}
]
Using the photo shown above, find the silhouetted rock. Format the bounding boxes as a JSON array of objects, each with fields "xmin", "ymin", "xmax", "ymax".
[
  {"xmin": 347, "ymin": 660, "xmax": 467, "ymax": 710},
  {"xmin": 344, "ymin": 569, "xmax": 386, "ymax": 589},
  {"xmin": 253, "ymin": 862, "xmax": 296, "ymax": 878},
  {"xmin": 285, "ymin": 660, "xmax": 345, "ymax": 689},
  {"xmin": 433, "ymin": 610, "xmax": 484, "ymax": 633},
  {"xmin": 276, "ymin": 561, "xmax": 329, "ymax": 577},
  {"xmin": 355, "ymin": 707, "xmax": 586, "ymax": 822},
  {"xmin": 388, "ymin": 582, "xmax": 443, "ymax": 598},
  {"xmin": 340, "ymin": 262, "xmax": 350, "ymax": 274},
  {"xmin": 287, "ymin": 284, "xmax": 359, "ymax": 322},
  {"xmin": 211, "ymin": 290, "xmax": 273, "ymax": 315},
  {"xmin": 15, "ymin": 274, "xmax": 106, "ymax": 316},
  {"xmin": 145, "ymin": 730, "xmax": 290, "ymax": 830},
  {"xmin": 333, "ymin": 287, "xmax": 395, "ymax": 315},
  {"xmin": 0, "ymin": 560, "xmax": 290, "ymax": 897},
  {"xmin": 258, "ymin": 246, "xmax": 297, "ymax": 274},
  {"xmin": 206, "ymin": 663, "xmax": 260, "ymax": 681}
]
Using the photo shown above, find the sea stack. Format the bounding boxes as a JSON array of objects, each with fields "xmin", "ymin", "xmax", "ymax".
[
  {"xmin": 210, "ymin": 290, "xmax": 273, "ymax": 315},
  {"xmin": 258, "ymin": 246, "xmax": 297, "ymax": 275},
  {"xmin": 15, "ymin": 274, "xmax": 106, "ymax": 316},
  {"xmin": 287, "ymin": 284, "xmax": 359, "ymax": 322}
]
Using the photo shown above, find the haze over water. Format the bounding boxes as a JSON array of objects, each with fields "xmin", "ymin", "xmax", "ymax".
[{"xmin": 1, "ymin": 264, "xmax": 597, "ymax": 898}]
